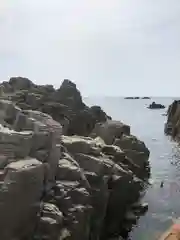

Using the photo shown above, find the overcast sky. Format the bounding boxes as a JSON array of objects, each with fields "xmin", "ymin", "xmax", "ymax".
[{"xmin": 0, "ymin": 0, "xmax": 180, "ymax": 96}]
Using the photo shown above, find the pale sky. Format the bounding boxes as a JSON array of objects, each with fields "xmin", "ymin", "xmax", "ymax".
[{"xmin": 0, "ymin": 0, "xmax": 180, "ymax": 96}]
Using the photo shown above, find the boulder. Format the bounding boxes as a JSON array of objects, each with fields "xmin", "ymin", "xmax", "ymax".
[
  {"xmin": 61, "ymin": 135, "xmax": 101, "ymax": 156},
  {"xmin": 114, "ymin": 135, "xmax": 150, "ymax": 159},
  {"xmin": 67, "ymin": 108, "xmax": 94, "ymax": 136},
  {"xmin": 89, "ymin": 105, "xmax": 112, "ymax": 123},
  {"xmin": 114, "ymin": 135, "xmax": 150, "ymax": 178},
  {"xmin": 66, "ymin": 106, "xmax": 110, "ymax": 136},
  {"xmin": 91, "ymin": 120, "xmax": 130, "ymax": 145}
]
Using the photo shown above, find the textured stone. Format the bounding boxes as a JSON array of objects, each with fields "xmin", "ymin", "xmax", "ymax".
[
  {"xmin": 91, "ymin": 120, "xmax": 130, "ymax": 145},
  {"xmin": 35, "ymin": 203, "xmax": 63, "ymax": 240},
  {"xmin": 0, "ymin": 158, "xmax": 44, "ymax": 240},
  {"xmin": 0, "ymin": 78, "xmax": 151, "ymax": 240},
  {"xmin": 0, "ymin": 124, "xmax": 33, "ymax": 160}
]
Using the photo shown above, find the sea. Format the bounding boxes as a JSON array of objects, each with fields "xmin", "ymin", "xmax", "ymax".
[{"xmin": 84, "ymin": 97, "xmax": 180, "ymax": 240}]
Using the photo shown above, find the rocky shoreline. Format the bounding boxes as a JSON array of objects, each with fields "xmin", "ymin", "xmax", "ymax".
[{"xmin": 0, "ymin": 77, "xmax": 150, "ymax": 240}]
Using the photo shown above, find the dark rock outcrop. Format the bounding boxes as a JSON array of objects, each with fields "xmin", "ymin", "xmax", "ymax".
[
  {"xmin": 124, "ymin": 97, "xmax": 151, "ymax": 100},
  {"xmin": 165, "ymin": 100, "xmax": 180, "ymax": 138},
  {"xmin": 142, "ymin": 97, "xmax": 150, "ymax": 99},
  {"xmin": 124, "ymin": 97, "xmax": 140, "ymax": 99},
  {"xmin": 0, "ymin": 77, "xmax": 150, "ymax": 240},
  {"xmin": 147, "ymin": 101, "xmax": 165, "ymax": 109},
  {"xmin": 0, "ymin": 77, "xmax": 110, "ymax": 136}
]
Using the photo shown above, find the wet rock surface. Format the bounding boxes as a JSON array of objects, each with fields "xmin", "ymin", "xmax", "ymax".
[{"xmin": 0, "ymin": 77, "xmax": 150, "ymax": 240}]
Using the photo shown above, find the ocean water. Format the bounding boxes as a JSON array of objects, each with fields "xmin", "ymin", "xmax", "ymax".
[{"xmin": 84, "ymin": 97, "xmax": 180, "ymax": 240}]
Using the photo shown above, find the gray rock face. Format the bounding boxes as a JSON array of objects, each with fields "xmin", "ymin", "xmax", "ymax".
[
  {"xmin": 0, "ymin": 158, "xmax": 44, "ymax": 240},
  {"xmin": 34, "ymin": 203, "xmax": 63, "ymax": 240},
  {"xmin": 115, "ymin": 134, "xmax": 150, "ymax": 168},
  {"xmin": 0, "ymin": 79, "xmax": 150, "ymax": 240},
  {"xmin": 0, "ymin": 77, "xmax": 110, "ymax": 136},
  {"xmin": 0, "ymin": 100, "xmax": 63, "ymax": 240},
  {"xmin": 91, "ymin": 120, "xmax": 130, "ymax": 145},
  {"xmin": 60, "ymin": 134, "xmax": 149, "ymax": 239},
  {"xmin": 0, "ymin": 125, "xmax": 32, "ymax": 161}
]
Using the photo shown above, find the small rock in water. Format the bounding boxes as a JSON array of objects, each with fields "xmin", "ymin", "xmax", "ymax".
[{"xmin": 160, "ymin": 181, "xmax": 164, "ymax": 188}]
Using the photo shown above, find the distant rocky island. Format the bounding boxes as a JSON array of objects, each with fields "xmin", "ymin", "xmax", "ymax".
[
  {"xmin": 147, "ymin": 101, "xmax": 165, "ymax": 109},
  {"xmin": 124, "ymin": 97, "xmax": 151, "ymax": 99},
  {"xmin": 0, "ymin": 77, "xmax": 150, "ymax": 240}
]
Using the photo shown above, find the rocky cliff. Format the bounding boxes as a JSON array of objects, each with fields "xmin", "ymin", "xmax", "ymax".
[
  {"xmin": 0, "ymin": 77, "xmax": 150, "ymax": 240},
  {"xmin": 165, "ymin": 100, "xmax": 180, "ymax": 139}
]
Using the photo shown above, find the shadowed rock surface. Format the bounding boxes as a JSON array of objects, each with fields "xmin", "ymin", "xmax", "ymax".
[
  {"xmin": 0, "ymin": 77, "xmax": 150, "ymax": 240},
  {"xmin": 165, "ymin": 100, "xmax": 180, "ymax": 138}
]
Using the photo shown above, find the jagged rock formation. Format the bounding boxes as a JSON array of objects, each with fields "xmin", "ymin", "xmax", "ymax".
[
  {"xmin": 0, "ymin": 77, "xmax": 111, "ymax": 136},
  {"xmin": 165, "ymin": 100, "xmax": 180, "ymax": 138},
  {"xmin": 0, "ymin": 77, "xmax": 150, "ymax": 240}
]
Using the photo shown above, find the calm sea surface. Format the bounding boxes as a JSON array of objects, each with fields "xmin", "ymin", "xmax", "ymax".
[{"xmin": 84, "ymin": 97, "xmax": 180, "ymax": 240}]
